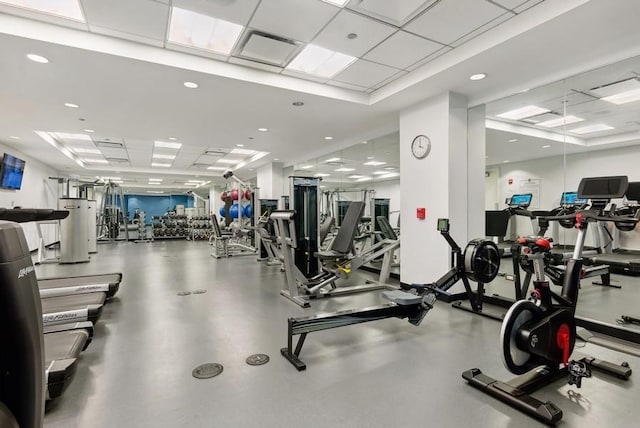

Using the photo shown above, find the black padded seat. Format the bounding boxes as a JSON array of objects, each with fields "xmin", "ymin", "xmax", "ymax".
[
  {"xmin": 41, "ymin": 293, "xmax": 106, "ymax": 324},
  {"xmin": 315, "ymin": 249, "xmax": 348, "ymax": 260},
  {"xmin": 376, "ymin": 216, "xmax": 398, "ymax": 241},
  {"xmin": 314, "ymin": 201, "xmax": 365, "ymax": 259},
  {"xmin": 319, "ymin": 217, "xmax": 335, "ymax": 244},
  {"xmin": 38, "ymin": 273, "xmax": 122, "ymax": 298},
  {"xmin": 211, "ymin": 214, "xmax": 232, "ymax": 237},
  {"xmin": 44, "ymin": 329, "xmax": 90, "ymax": 399}
]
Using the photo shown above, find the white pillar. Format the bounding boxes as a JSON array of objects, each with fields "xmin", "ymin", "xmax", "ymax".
[
  {"xmin": 399, "ymin": 92, "xmax": 484, "ymax": 284},
  {"xmin": 467, "ymin": 104, "xmax": 486, "ymax": 239},
  {"xmin": 257, "ymin": 162, "xmax": 284, "ymax": 199}
]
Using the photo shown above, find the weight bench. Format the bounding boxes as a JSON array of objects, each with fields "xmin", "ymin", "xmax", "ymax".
[{"xmin": 209, "ymin": 214, "xmax": 256, "ymax": 258}]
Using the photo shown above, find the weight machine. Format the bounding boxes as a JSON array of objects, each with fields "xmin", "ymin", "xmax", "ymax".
[
  {"xmin": 280, "ymin": 218, "xmax": 501, "ymax": 370},
  {"xmin": 97, "ymin": 181, "xmax": 129, "ymax": 242}
]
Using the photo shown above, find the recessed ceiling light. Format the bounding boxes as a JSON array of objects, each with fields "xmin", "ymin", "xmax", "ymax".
[
  {"xmin": 601, "ymin": 88, "xmax": 640, "ymax": 105},
  {"xmin": 149, "ymin": 178, "xmax": 163, "ymax": 182},
  {"xmin": 148, "ymin": 182, "xmax": 161, "ymax": 185},
  {"xmin": 168, "ymin": 7, "xmax": 244, "ymax": 56},
  {"xmin": 72, "ymin": 148, "xmax": 101, "ymax": 154},
  {"xmin": 348, "ymin": 175, "xmax": 364, "ymax": 179},
  {"xmin": 236, "ymin": 144, "xmax": 244, "ymax": 147},
  {"xmin": 362, "ymin": 141, "xmax": 368, "ymax": 144},
  {"xmin": 154, "ymin": 141, "xmax": 182, "ymax": 149},
  {"xmin": 335, "ymin": 167, "xmax": 355, "ymax": 172},
  {"xmin": 324, "ymin": 136, "xmax": 333, "ymax": 140},
  {"xmin": 84, "ymin": 158, "xmax": 109, "ymax": 164},
  {"xmin": 542, "ymin": 145, "xmax": 551, "ymax": 148},
  {"xmin": 355, "ymin": 177, "xmax": 372, "ymax": 182},
  {"xmin": 9, "ymin": 136, "xmax": 20, "ymax": 139},
  {"xmin": 153, "ymin": 154, "xmax": 176, "ymax": 160},
  {"xmin": 216, "ymin": 159, "xmax": 241, "ymax": 164},
  {"xmin": 258, "ymin": 128, "xmax": 268, "ymax": 132},
  {"xmin": 147, "ymin": 190, "xmax": 165, "ymax": 194},
  {"xmin": 152, "ymin": 162, "xmax": 171, "ymax": 167},
  {"xmin": 83, "ymin": 129, "xmax": 95, "ymax": 133},
  {"xmin": 286, "ymin": 44, "xmax": 356, "ymax": 78},
  {"xmin": 364, "ymin": 160, "xmax": 386, "ymax": 166},
  {"xmin": 207, "ymin": 166, "xmax": 227, "ymax": 170},
  {"xmin": 168, "ymin": 137, "xmax": 178, "ymax": 141},
  {"xmin": 325, "ymin": 157, "xmax": 341, "ymax": 162},
  {"xmin": 383, "ymin": 166, "xmax": 395, "ymax": 170},
  {"xmin": 26, "ymin": 54, "xmax": 48, "ymax": 63},
  {"xmin": 64, "ymin": 103, "xmax": 79, "ymax": 108},
  {"xmin": 373, "ymin": 171, "xmax": 388, "ymax": 175},
  {"xmin": 508, "ymin": 139, "xmax": 517, "ymax": 143},
  {"xmin": 274, "ymin": 158, "xmax": 280, "ymax": 161},
  {"xmin": 315, "ymin": 173, "xmax": 330, "ymax": 177},
  {"xmin": 496, "ymin": 105, "xmax": 550, "ymax": 121},
  {"xmin": 470, "ymin": 73, "xmax": 486, "ymax": 81},
  {"xmin": 184, "ymin": 81, "xmax": 198, "ymax": 89},
  {"xmin": 569, "ymin": 124, "xmax": 615, "ymax": 134},
  {"xmin": 300, "ymin": 165, "xmax": 313, "ymax": 169},
  {"xmin": 592, "ymin": 78, "xmax": 640, "ymax": 105},
  {"xmin": 367, "ymin": 156, "xmax": 374, "ymax": 159},
  {"xmin": 519, "ymin": 88, "xmax": 530, "ymax": 93},
  {"xmin": 231, "ymin": 148, "xmax": 257, "ymax": 155},
  {"xmin": 537, "ymin": 115, "xmax": 585, "ymax": 128},
  {"xmin": 503, "ymin": 160, "xmax": 510, "ymax": 163}
]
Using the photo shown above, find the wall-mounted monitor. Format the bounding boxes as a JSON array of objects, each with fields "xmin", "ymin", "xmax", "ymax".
[{"xmin": 0, "ymin": 154, "xmax": 26, "ymax": 190}]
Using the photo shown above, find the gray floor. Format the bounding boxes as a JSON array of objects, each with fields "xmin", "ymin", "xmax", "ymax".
[{"xmin": 39, "ymin": 241, "xmax": 640, "ymax": 428}]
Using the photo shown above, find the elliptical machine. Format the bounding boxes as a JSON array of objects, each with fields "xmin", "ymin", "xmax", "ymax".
[{"xmin": 463, "ymin": 176, "xmax": 638, "ymax": 425}]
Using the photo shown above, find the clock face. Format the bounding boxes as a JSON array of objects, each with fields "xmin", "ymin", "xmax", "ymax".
[{"xmin": 411, "ymin": 135, "xmax": 431, "ymax": 159}]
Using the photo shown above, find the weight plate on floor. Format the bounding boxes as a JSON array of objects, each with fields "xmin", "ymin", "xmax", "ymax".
[
  {"xmin": 192, "ymin": 289, "xmax": 207, "ymax": 294},
  {"xmin": 192, "ymin": 363, "xmax": 223, "ymax": 379},
  {"xmin": 177, "ymin": 291, "xmax": 192, "ymax": 296},
  {"xmin": 246, "ymin": 354, "xmax": 270, "ymax": 366}
]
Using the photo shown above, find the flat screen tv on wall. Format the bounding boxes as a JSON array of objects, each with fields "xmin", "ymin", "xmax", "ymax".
[{"xmin": 0, "ymin": 154, "xmax": 26, "ymax": 190}]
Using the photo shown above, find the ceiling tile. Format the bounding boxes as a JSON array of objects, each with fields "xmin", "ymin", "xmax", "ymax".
[
  {"xmin": 248, "ymin": 0, "xmax": 340, "ymax": 43},
  {"xmin": 488, "ymin": 0, "xmax": 529, "ymax": 10},
  {"xmin": 404, "ymin": 0, "xmax": 507, "ymax": 45},
  {"xmin": 450, "ymin": 11, "xmax": 513, "ymax": 48},
  {"xmin": 172, "ymin": 0, "xmax": 259, "ymax": 26},
  {"xmin": 363, "ymin": 30, "xmax": 443, "ymax": 70},
  {"xmin": 514, "ymin": 0, "xmax": 544, "ymax": 13},
  {"xmin": 87, "ymin": 25, "xmax": 165, "ymax": 47},
  {"xmin": 370, "ymin": 70, "xmax": 408, "ymax": 90},
  {"xmin": 280, "ymin": 69, "xmax": 328, "ymax": 84},
  {"xmin": 311, "ymin": 9, "xmax": 396, "ymax": 57},
  {"xmin": 405, "ymin": 46, "xmax": 452, "ymax": 71},
  {"xmin": 347, "ymin": 0, "xmax": 439, "ymax": 26},
  {"xmin": 228, "ymin": 57, "xmax": 283, "ymax": 73},
  {"xmin": 82, "ymin": 0, "xmax": 170, "ymax": 42},
  {"xmin": 326, "ymin": 80, "xmax": 369, "ymax": 92},
  {"xmin": 333, "ymin": 59, "xmax": 401, "ymax": 88}
]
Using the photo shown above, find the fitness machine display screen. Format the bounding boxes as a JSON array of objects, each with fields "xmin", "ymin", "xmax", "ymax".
[
  {"xmin": 437, "ymin": 218, "xmax": 449, "ymax": 232},
  {"xmin": 561, "ymin": 192, "xmax": 587, "ymax": 206},
  {"xmin": 509, "ymin": 194, "xmax": 532, "ymax": 208},
  {"xmin": 0, "ymin": 154, "xmax": 26, "ymax": 190}
]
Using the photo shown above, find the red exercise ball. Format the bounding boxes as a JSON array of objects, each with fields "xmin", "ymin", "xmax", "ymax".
[
  {"xmin": 244, "ymin": 189, "xmax": 252, "ymax": 200},
  {"xmin": 220, "ymin": 191, "xmax": 228, "ymax": 202},
  {"xmin": 230, "ymin": 189, "xmax": 240, "ymax": 201}
]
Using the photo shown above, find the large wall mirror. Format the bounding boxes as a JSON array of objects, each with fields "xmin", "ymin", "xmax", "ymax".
[{"xmin": 485, "ymin": 55, "xmax": 640, "ymax": 334}]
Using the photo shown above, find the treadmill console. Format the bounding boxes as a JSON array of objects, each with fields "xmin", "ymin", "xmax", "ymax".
[
  {"xmin": 437, "ymin": 218, "xmax": 450, "ymax": 233},
  {"xmin": 509, "ymin": 194, "xmax": 532, "ymax": 208},
  {"xmin": 560, "ymin": 191, "xmax": 587, "ymax": 207}
]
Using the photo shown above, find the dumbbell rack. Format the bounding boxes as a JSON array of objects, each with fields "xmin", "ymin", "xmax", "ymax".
[
  {"xmin": 151, "ymin": 215, "xmax": 189, "ymax": 240},
  {"xmin": 187, "ymin": 216, "xmax": 214, "ymax": 241}
]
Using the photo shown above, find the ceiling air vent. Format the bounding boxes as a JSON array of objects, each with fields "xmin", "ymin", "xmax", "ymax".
[
  {"xmin": 192, "ymin": 163, "xmax": 211, "ymax": 168},
  {"xmin": 204, "ymin": 148, "xmax": 227, "ymax": 156},
  {"xmin": 95, "ymin": 140, "xmax": 124, "ymax": 149},
  {"xmin": 234, "ymin": 30, "xmax": 301, "ymax": 67},
  {"xmin": 105, "ymin": 157, "xmax": 129, "ymax": 163}
]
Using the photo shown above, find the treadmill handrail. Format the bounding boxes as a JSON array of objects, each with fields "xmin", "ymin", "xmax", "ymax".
[{"xmin": 540, "ymin": 209, "xmax": 640, "ymax": 224}]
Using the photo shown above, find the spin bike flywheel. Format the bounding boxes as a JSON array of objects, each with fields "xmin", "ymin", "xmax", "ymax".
[
  {"xmin": 500, "ymin": 300, "xmax": 541, "ymax": 375},
  {"xmin": 463, "ymin": 239, "xmax": 500, "ymax": 283}
]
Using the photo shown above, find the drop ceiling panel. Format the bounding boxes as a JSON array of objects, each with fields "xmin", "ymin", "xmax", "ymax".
[
  {"xmin": 404, "ymin": 0, "xmax": 507, "ymax": 45},
  {"xmin": 228, "ymin": 56, "xmax": 283, "ymax": 73},
  {"xmin": 82, "ymin": 0, "xmax": 169, "ymax": 42},
  {"xmin": 406, "ymin": 46, "xmax": 452, "ymax": 71},
  {"xmin": 363, "ymin": 30, "xmax": 444, "ymax": 70},
  {"xmin": 514, "ymin": 0, "xmax": 544, "ymax": 14},
  {"xmin": 326, "ymin": 80, "xmax": 369, "ymax": 92},
  {"xmin": 311, "ymin": 9, "xmax": 396, "ymax": 57},
  {"xmin": 333, "ymin": 59, "xmax": 401, "ymax": 88},
  {"xmin": 248, "ymin": 0, "xmax": 340, "ymax": 43},
  {"xmin": 172, "ymin": 0, "xmax": 260, "ymax": 25},
  {"xmin": 450, "ymin": 11, "xmax": 513, "ymax": 48},
  {"xmin": 489, "ymin": 0, "xmax": 530, "ymax": 10},
  {"xmin": 348, "ymin": 0, "xmax": 438, "ymax": 26}
]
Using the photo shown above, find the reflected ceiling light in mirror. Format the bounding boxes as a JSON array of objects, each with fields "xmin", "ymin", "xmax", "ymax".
[
  {"xmin": 496, "ymin": 105, "xmax": 550, "ymax": 120},
  {"xmin": 373, "ymin": 171, "xmax": 388, "ymax": 175},
  {"xmin": 216, "ymin": 158, "xmax": 242, "ymax": 164},
  {"xmin": 593, "ymin": 78, "xmax": 640, "ymax": 105},
  {"xmin": 325, "ymin": 157, "xmax": 341, "ymax": 162},
  {"xmin": 364, "ymin": 160, "xmax": 386, "ymax": 166},
  {"xmin": 355, "ymin": 177, "xmax": 372, "ymax": 182},
  {"xmin": 184, "ymin": 81, "xmax": 198, "ymax": 89},
  {"xmin": 168, "ymin": 137, "xmax": 178, "ymax": 141},
  {"xmin": 147, "ymin": 190, "xmax": 165, "ymax": 194},
  {"xmin": 72, "ymin": 148, "xmax": 101, "ymax": 154},
  {"xmin": 26, "ymin": 54, "xmax": 49, "ymax": 63},
  {"xmin": 152, "ymin": 162, "xmax": 172, "ymax": 167},
  {"xmin": 300, "ymin": 165, "xmax": 313, "ymax": 169},
  {"xmin": 348, "ymin": 175, "xmax": 364, "ymax": 179},
  {"xmin": 383, "ymin": 166, "xmax": 395, "ymax": 170},
  {"xmin": 469, "ymin": 73, "xmax": 486, "ymax": 81},
  {"xmin": 377, "ymin": 172, "xmax": 399, "ymax": 179},
  {"xmin": 542, "ymin": 145, "xmax": 551, "ymax": 148},
  {"xmin": 314, "ymin": 173, "xmax": 330, "ymax": 177},
  {"xmin": 149, "ymin": 178, "xmax": 162, "ymax": 182},
  {"xmin": 207, "ymin": 166, "xmax": 227, "ymax": 170},
  {"xmin": 83, "ymin": 129, "xmax": 95, "ymax": 133},
  {"xmin": 286, "ymin": 44, "xmax": 356, "ymax": 78},
  {"xmin": 3, "ymin": 0, "xmax": 85, "ymax": 21},
  {"xmin": 569, "ymin": 124, "xmax": 614, "ymax": 134},
  {"xmin": 335, "ymin": 167, "xmax": 355, "ymax": 172},
  {"xmin": 155, "ymin": 141, "xmax": 182, "ymax": 149},
  {"xmin": 508, "ymin": 139, "xmax": 517, "ymax": 143},
  {"xmin": 153, "ymin": 154, "xmax": 176, "ymax": 160},
  {"xmin": 503, "ymin": 160, "xmax": 510, "ymax": 163},
  {"xmin": 537, "ymin": 115, "xmax": 585, "ymax": 128},
  {"xmin": 322, "ymin": 0, "xmax": 349, "ymax": 6},
  {"xmin": 324, "ymin": 136, "xmax": 333, "ymax": 140},
  {"xmin": 84, "ymin": 158, "xmax": 109, "ymax": 164},
  {"xmin": 9, "ymin": 136, "xmax": 20, "ymax": 139},
  {"xmin": 168, "ymin": 7, "xmax": 244, "ymax": 55},
  {"xmin": 257, "ymin": 128, "xmax": 268, "ymax": 132},
  {"xmin": 64, "ymin": 103, "xmax": 79, "ymax": 108}
]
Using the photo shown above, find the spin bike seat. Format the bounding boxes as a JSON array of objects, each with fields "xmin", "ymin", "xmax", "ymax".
[{"xmin": 517, "ymin": 236, "xmax": 552, "ymax": 253}]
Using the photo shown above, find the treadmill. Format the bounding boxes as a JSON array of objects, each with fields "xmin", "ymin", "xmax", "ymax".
[
  {"xmin": 587, "ymin": 182, "xmax": 640, "ymax": 274},
  {"xmin": 38, "ymin": 272, "xmax": 122, "ymax": 298},
  {"xmin": 487, "ymin": 193, "xmax": 535, "ymax": 257}
]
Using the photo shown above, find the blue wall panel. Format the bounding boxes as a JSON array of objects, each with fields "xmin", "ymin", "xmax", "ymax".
[{"xmin": 125, "ymin": 195, "xmax": 194, "ymax": 223}]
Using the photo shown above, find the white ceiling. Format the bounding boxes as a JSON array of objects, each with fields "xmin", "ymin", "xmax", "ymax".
[{"xmin": 0, "ymin": 0, "xmax": 640, "ymax": 193}]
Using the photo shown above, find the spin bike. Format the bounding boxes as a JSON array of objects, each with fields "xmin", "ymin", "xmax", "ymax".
[{"xmin": 463, "ymin": 176, "xmax": 638, "ymax": 425}]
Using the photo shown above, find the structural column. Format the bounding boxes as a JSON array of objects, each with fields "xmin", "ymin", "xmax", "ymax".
[
  {"xmin": 257, "ymin": 162, "xmax": 284, "ymax": 199},
  {"xmin": 399, "ymin": 92, "xmax": 485, "ymax": 284}
]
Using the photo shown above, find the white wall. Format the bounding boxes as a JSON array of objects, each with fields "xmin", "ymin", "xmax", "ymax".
[
  {"xmin": 0, "ymin": 143, "xmax": 59, "ymax": 250},
  {"xmin": 493, "ymin": 144, "xmax": 640, "ymax": 249}
]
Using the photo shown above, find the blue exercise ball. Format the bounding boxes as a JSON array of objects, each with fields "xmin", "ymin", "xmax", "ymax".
[
  {"xmin": 219, "ymin": 206, "xmax": 226, "ymax": 217},
  {"xmin": 229, "ymin": 203, "xmax": 240, "ymax": 218},
  {"xmin": 243, "ymin": 204, "xmax": 252, "ymax": 218}
]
